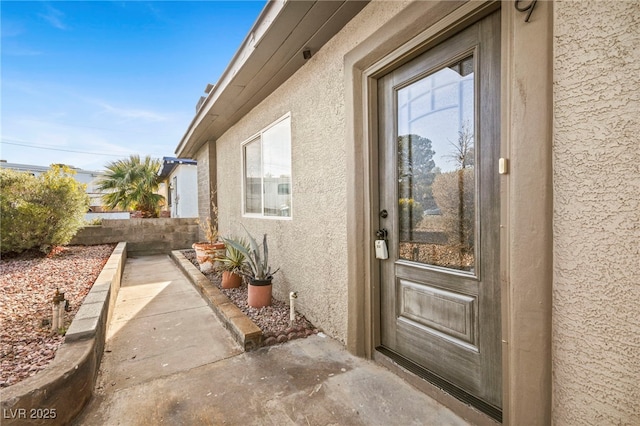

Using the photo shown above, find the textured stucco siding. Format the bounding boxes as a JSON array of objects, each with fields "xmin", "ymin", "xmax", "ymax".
[
  {"xmin": 553, "ymin": 1, "xmax": 640, "ymax": 424},
  {"xmin": 215, "ymin": 0, "xmax": 409, "ymax": 342}
]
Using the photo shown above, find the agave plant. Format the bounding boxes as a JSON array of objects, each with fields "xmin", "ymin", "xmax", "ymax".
[
  {"xmin": 225, "ymin": 227, "xmax": 279, "ymax": 281},
  {"xmin": 218, "ymin": 236, "xmax": 249, "ymax": 275}
]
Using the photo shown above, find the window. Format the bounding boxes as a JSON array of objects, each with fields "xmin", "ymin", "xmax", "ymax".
[{"xmin": 242, "ymin": 114, "xmax": 292, "ymax": 218}]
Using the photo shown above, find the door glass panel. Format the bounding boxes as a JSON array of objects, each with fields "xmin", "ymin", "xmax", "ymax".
[{"xmin": 397, "ymin": 55, "xmax": 475, "ymax": 272}]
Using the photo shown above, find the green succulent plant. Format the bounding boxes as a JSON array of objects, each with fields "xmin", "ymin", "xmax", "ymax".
[
  {"xmin": 218, "ymin": 236, "xmax": 249, "ymax": 275},
  {"xmin": 225, "ymin": 226, "xmax": 279, "ymax": 281}
]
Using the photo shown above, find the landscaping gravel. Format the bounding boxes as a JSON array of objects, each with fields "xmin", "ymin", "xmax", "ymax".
[
  {"xmin": 0, "ymin": 244, "xmax": 115, "ymax": 388},
  {"xmin": 0, "ymin": 245, "xmax": 316, "ymax": 389},
  {"xmin": 181, "ymin": 250, "xmax": 318, "ymax": 346}
]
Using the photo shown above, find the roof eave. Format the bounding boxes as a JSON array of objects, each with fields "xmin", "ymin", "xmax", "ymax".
[
  {"xmin": 175, "ymin": 0, "xmax": 288, "ymax": 158},
  {"xmin": 175, "ymin": 0, "xmax": 369, "ymax": 159}
]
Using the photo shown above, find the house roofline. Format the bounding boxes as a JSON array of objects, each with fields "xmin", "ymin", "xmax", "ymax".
[
  {"xmin": 175, "ymin": 0, "xmax": 369, "ymax": 159},
  {"xmin": 175, "ymin": 0, "xmax": 287, "ymax": 158}
]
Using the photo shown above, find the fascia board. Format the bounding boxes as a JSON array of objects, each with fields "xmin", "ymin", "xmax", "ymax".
[
  {"xmin": 175, "ymin": 0, "xmax": 293, "ymax": 158},
  {"xmin": 175, "ymin": 1, "xmax": 369, "ymax": 158}
]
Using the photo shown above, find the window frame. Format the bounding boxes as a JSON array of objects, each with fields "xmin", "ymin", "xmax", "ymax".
[{"xmin": 241, "ymin": 113, "xmax": 293, "ymax": 220}]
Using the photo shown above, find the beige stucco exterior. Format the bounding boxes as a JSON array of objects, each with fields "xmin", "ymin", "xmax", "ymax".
[
  {"xmin": 552, "ymin": 1, "xmax": 640, "ymax": 424},
  {"xmin": 215, "ymin": 1, "xmax": 412, "ymax": 340},
  {"xmin": 182, "ymin": 0, "xmax": 639, "ymax": 424}
]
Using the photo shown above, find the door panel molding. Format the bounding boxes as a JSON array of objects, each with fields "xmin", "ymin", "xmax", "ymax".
[{"xmin": 398, "ymin": 279, "xmax": 478, "ymax": 347}]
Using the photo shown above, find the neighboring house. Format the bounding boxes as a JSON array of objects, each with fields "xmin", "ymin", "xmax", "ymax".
[
  {"xmin": 0, "ymin": 161, "xmax": 131, "ymax": 220},
  {"xmin": 175, "ymin": 2, "xmax": 639, "ymax": 425},
  {"xmin": 158, "ymin": 157, "xmax": 198, "ymax": 218}
]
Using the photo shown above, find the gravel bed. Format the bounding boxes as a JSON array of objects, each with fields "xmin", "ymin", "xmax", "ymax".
[
  {"xmin": 0, "ymin": 244, "xmax": 116, "ymax": 388},
  {"xmin": 181, "ymin": 250, "xmax": 318, "ymax": 346}
]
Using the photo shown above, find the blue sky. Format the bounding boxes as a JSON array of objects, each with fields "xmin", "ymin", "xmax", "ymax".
[{"xmin": 1, "ymin": 0, "xmax": 266, "ymax": 171}]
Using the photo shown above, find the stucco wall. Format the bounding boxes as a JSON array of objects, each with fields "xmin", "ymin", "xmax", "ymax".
[
  {"xmin": 553, "ymin": 1, "xmax": 640, "ymax": 424},
  {"xmin": 214, "ymin": 0, "xmax": 410, "ymax": 342}
]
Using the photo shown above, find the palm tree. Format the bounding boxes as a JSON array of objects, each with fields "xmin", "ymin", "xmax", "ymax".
[{"xmin": 96, "ymin": 155, "xmax": 164, "ymax": 218}]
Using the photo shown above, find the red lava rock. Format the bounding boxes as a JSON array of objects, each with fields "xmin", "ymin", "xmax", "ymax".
[
  {"xmin": 181, "ymin": 249, "xmax": 319, "ymax": 348},
  {"xmin": 287, "ymin": 332, "xmax": 297, "ymax": 341},
  {"xmin": 276, "ymin": 335, "xmax": 288, "ymax": 343},
  {"xmin": 0, "ymin": 244, "xmax": 115, "ymax": 388}
]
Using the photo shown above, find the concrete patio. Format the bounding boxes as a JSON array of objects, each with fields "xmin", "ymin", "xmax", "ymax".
[{"xmin": 74, "ymin": 255, "xmax": 472, "ymax": 425}]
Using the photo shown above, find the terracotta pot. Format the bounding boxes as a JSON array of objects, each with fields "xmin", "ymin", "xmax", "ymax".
[
  {"xmin": 247, "ymin": 278, "xmax": 272, "ymax": 308},
  {"xmin": 221, "ymin": 271, "xmax": 242, "ymax": 289},
  {"xmin": 192, "ymin": 242, "xmax": 226, "ymax": 273}
]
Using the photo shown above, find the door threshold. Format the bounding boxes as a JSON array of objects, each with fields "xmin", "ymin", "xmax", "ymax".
[{"xmin": 374, "ymin": 346, "xmax": 502, "ymax": 425}]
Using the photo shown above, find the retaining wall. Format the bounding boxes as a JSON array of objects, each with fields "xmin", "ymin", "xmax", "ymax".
[
  {"xmin": 71, "ymin": 218, "xmax": 198, "ymax": 255},
  {"xmin": 0, "ymin": 242, "xmax": 127, "ymax": 425}
]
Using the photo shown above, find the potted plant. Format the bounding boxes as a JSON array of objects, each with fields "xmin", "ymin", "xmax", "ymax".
[
  {"xmin": 192, "ymin": 192, "xmax": 225, "ymax": 272},
  {"xmin": 226, "ymin": 228, "xmax": 279, "ymax": 308},
  {"xmin": 217, "ymin": 236, "xmax": 249, "ymax": 289}
]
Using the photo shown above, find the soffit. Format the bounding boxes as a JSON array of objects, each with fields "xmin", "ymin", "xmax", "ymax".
[{"xmin": 176, "ymin": 0, "xmax": 369, "ymax": 158}]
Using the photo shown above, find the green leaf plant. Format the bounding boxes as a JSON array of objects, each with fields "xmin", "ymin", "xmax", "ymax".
[
  {"xmin": 218, "ymin": 236, "xmax": 249, "ymax": 275},
  {"xmin": 224, "ymin": 226, "xmax": 279, "ymax": 282}
]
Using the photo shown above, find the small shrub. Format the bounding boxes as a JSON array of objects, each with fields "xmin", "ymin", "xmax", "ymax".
[
  {"xmin": 432, "ymin": 168, "xmax": 475, "ymax": 251},
  {"xmin": 398, "ymin": 198, "xmax": 424, "ymax": 231},
  {"xmin": 0, "ymin": 165, "xmax": 89, "ymax": 254}
]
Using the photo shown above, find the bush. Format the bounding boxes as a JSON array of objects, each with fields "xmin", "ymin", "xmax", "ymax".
[
  {"xmin": 432, "ymin": 168, "xmax": 475, "ymax": 251},
  {"xmin": 398, "ymin": 198, "xmax": 424, "ymax": 231},
  {"xmin": 1, "ymin": 165, "xmax": 89, "ymax": 254}
]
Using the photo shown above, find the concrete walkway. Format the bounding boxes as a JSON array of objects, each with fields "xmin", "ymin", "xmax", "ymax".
[{"xmin": 75, "ymin": 255, "xmax": 471, "ymax": 425}]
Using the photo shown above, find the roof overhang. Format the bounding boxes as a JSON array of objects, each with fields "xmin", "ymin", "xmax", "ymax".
[
  {"xmin": 158, "ymin": 156, "xmax": 197, "ymax": 179},
  {"xmin": 175, "ymin": 0, "xmax": 369, "ymax": 158}
]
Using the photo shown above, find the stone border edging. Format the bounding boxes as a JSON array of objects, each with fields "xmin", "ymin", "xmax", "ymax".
[
  {"xmin": 170, "ymin": 250, "xmax": 262, "ymax": 351},
  {"xmin": 0, "ymin": 242, "xmax": 127, "ymax": 426}
]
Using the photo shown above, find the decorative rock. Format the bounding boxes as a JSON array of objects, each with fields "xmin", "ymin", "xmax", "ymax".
[
  {"xmin": 0, "ymin": 244, "xmax": 116, "ymax": 388},
  {"xmin": 276, "ymin": 335, "xmax": 288, "ymax": 344},
  {"xmin": 263, "ymin": 337, "xmax": 277, "ymax": 346},
  {"xmin": 181, "ymin": 249, "xmax": 321, "ymax": 348}
]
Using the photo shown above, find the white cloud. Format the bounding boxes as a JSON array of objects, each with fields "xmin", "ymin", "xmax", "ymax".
[
  {"xmin": 38, "ymin": 5, "xmax": 67, "ymax": 31},
  {"xmin": 1, "ymin": 21, "xmax": 25, "ymax": 38},
  {"xmin": 95, "ymin": 101, "xmax": 171, "ymax": 123},
  {"xmin": 1, "ymin": 21, "xmax": 42, "ymax": 56}
]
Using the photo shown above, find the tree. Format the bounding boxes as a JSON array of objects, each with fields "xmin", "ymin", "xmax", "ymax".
[
  {"xmin": 1, "ymin": 165, "xmax": 89, "ymax": 254},
  {"xmin": 444, "ymin": 123, "xmax": 475, "ymax": 169},
  {"xmin": 432, "ymin": 169, "xmax": 475, "ymax": 251},
  {"xmin": 96, "ymin": 155, "xmax": 164, "ymax": 218},
  {"xmin": 434, "ymin": 123, "xmax": 476, "ymax": 263},
  {"xmin": 397, "ymin": 134, "xmax": 437, "ymax": 212}
]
